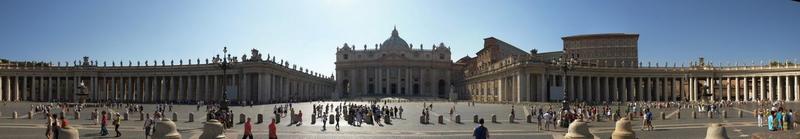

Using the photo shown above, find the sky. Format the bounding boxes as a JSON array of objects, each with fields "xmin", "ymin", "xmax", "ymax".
[{"xmin": 1, "ymin": 0, "xmax": 799, "ymax": 75}]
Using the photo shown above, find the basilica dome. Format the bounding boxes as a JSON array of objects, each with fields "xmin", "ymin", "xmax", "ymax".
[{"xmin": 381, "ymin": 27, "xmax": 410, "ymax": 51}]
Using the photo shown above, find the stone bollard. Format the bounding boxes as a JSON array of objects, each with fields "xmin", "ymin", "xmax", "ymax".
[
  {"xmin": 564, "ymin": 119, "xmax": 594, "ymax": 139},
  {"xmin": 239, "ymin": 113, "xmax": 246, "ymax": 124},
  {"xmin": 611, "ymin": 118, "xmax": 636, "ymax": 139},
  {"xmin": 420, "ymin": 115, "xmax": 426, "ymax": 124},
  {"xmin": 509, "ymin": 114, "xmax": 515, "ymax": 123},
  {"xmin": 153, "ymin": 118, "xmax": 181, "ymax": 139},
  {"xmin": 677, "ymin": 111, "xmax": 681, "ymax": 119},
  {"xmin": 692, "ymin": 111, "xmax": 697, "ymax": 119},
  {"xmin": 707, "ymin": 111, "xmax": 713, "ymax": 119},
  {"xmin": 455, "ymin": 115, "xmax": 461, "ymax": 123},
  {"xmin": 189, "ymin": 113, "xmax": 194, "ymax": 122},
  {"xmin": 491, "ymin": 114, "xmax": 497, "ymax": 123},
  {"xmin": 705, "ymin": 123, "xmax": 730, "ymax": 139},
  {"xmin": 27, "ymin": 111, "xmax": 33, "ymax": 119},
  {"xmin": 199, "ymin": 119, "xmax": 226, "ymax": 139},
  {"xmin": 738, "ymin": 110, "xmax": 742, "ymax": 118},
  {"xmin": 146, "ymin": 113, "xmax": 151, "ymax": 121},
  {"xmin": 660, "ymin": 112, "xmax": 666, "ymax": 120},
  {"xmin": 526, "ymin": 114, "xmax": 533, "ymax": 123},
  {"xmin": 309, "ymin": 113, "xmax": 315, "ymax": 125},
  {"xmin": 722, "ymin": 111, "xmax": 727, "ymax": 119},
  {"xmin": 274, "ymin": 113, "xmax": 281, "ymax": 123},
  {"xmin": 473, "ymin": 115, "xmax": 479, "ymax": 123},
  {"xmin": 438, "ymin": 115, "xmax": 444, "ymax": 124},
  {"xmin": 57, "ymin": 125, "xmax": 80, "ymax": 139},
  {"xmin": 329, "ymin": 114, "xmax": 335, "ymax": 124},
  {"xmin": 172, "ymin": 112, "xmax": 178, "ymax": 122},
  {"xmin": 140, "ymin": 112, "xmax": 145, "ymax": 121},
  {"xmin": 12, "ymin": 111, "xmax": 17, "ymax": 119},
  {"xmin": 612, "ymin": 113, "xmax": 618, "ymax": 121},
  {"xmin": 258, "ymin": 114, "xmax": 264, "ymax": 124},
  {"xmin": 384, "ymin": 114, "xmax": 391, "ymax": 124},
  {"xmin": 124, "ymin": 112, "xmax": 129, "ymax": 121},
  {"xmin": 74, "ymin": 111, "xmax": 80, "ymax": 120}
]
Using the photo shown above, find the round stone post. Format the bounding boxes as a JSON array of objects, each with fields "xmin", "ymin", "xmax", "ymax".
[
  {"xmin": 508, "ymin": 114, "xmax": 515, "ymax": 123},
  {"xmin": 707, "ymin": 111, "xmax": 713, "ymax": 119},
  {"xmin": 123, "ymin": 112, "xmax": 129, "ymax": 121},
  {"xmin": 239, "ymin": 113, "xmax": 246, "ymax": 124},
  {"xmin": 660, "ymin": 112, "xmax": 665, "ymax": 120},
  {"xmin": 438, "ymin": 115, "xmax": 444, "ymax": 124},
  {"xmin": 140, "ymin": 112, "xmax": 145, "ymax": 121},
  {"xmin": 12, "ymin": 111, "xmax": 17, "ymax": 119},
  {"xmin": 722, "ymin": 110, "xmax": 727, "ymax": 119},
  {"xmin": 455, "ymin": 114, "xmax": 461, "ymax": 124},
  {"xmin": 705, "ymin": 123, "xmax": 730, "ymax": 139},
  {"xmin": 611, "ymin": 118, "xmax": 636, "ymax": 139},
  {"xmin": 274, "ymin": 113, "xmax": 280, "ymax": 123},
  {"xmin": 473, "ymin": 114, "xmax": 479, "ymax": 123},
  {"xmin": 28, "ymin": 111, "xmax": 33, "ymax": 119},
  {"xmin": 74, "ymin": 111, "xmax": 81, "ymax": 120},
  {"xmin": 384, "ymin": 114, "xmax": 391, "ymax": 124},
  {"xmin": 258, "ymin": 114, "xmax": 264, "ymax": 124},
  {"xmin": 491, "ymin": 114, "xmax": 497, "ymax": 123},
  {"xmin": 564, "ymin": 119, "xmax": 594, "ymax": 139},
  {"xmin": 692, "ymin": 111, "xmax": 697, "ymax": 119},
  {"xmin": 200, "ymin": 119, "xmax": 226, "ymax": 139},
  {"xmin": 188, "ymin": 113, "xmax": 194, "ymax": 122},
  {"xmin": 526, "ymin": 114, "xmax": 532, "ymax": 123},
  {"xmin": 677, "ymin": 111, "xmax": 681, "ymax": 119},
  {"xmin": 612, "ymin": 113, "xmax": 618, "ymax": 121},
  {"xmin": 57, "ymin": 125, "xmax": 80, "ymax": 139},
  {"xmin": 737, "ymin": 110, "xmax": 742, "ymax": 118},
  {"xmin": 309, "ymin": 113, "xmax": 315, "ymax": 125},
  {"xmin": 419, "ymin": 115, "xmax": 425, "ymax": 124},
  {"xmin": 172, "ymin": 112, "xmax": 178, "ymax": 122},
  {"xmin": 153, "ymin": 118, "xmax": 181, "ymax": 139}
]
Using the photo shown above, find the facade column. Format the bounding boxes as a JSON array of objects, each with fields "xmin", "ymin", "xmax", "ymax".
[
  {"xmin": 795, "ymin": 76, "xmax": 799, "ymax": 102},
  {"xmin": 585, "ymin": 76, "xmax": 592, "ymax": 102},
  {"xmin": 576, "ymin": 76, "xmax": 583, "ymax": 102},
  {"xmin": 726, "ymin": 77, "xmax": 731, "ymax": 101},
  {"xmin": 213, "ymin": 75, "xmax": 218, "ymax": 101},
  {"xmin": 516, "ymin": 71, "xmax": 528, "ymax": 102},
  {"xmin": 611, "ymin": 77, "xmax": 617, "ymax": 101},
  {"xmin": 743, "ymin": 77, "xmax": 749, "ymax": 101},
  {"xmin": 602, "ymin": 76, "xmax": 608, "ymax": 102},
  {"xmin": 14, "ymin": 76, "xmax": 20, "ymax": 101},
  {"xmin": 735, "ymin": 78, "xmax": 740, "ymax": 102},
  {"xmin": 0, "ymin": 76, "xmax": 4, "ymax": 101},
  {"xmin": 56, "ymin": 77, "xmax": 61, "ymax": 101},
  {"xmin": 22, "ymin": 77, "xmax": 27, "ymax": 101},
  {"xmin": 778, "ymin": 76, "xmax": 783, "ymax": 101},
  {"xmin": 657, "ymin": 78, "xmax": 663, "ymax": 101},
  {"xmin": 768, "ymin": 76, "xmax": 773, "ymax": 101},
  {"xmin": 785, "ymin": 76, "xmax": 790, "ymax": 101},
  {"xmin": 622, "ymin": 77, "xmax": 629, "ymax": 102}
]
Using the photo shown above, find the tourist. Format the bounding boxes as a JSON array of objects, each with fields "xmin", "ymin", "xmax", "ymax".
[
  {"xmin": 756, "ymin": 109, "xmax": 763, "ymax": 127},
  {"xmin": 114, "ymin": 113, "xmax": 122, "ymax": 137},
  {"xmin": 644, "ymin": 109, "xmax": 653, "ymax": 131},
  {"xmin": 269, "ymin": 118, "xmax": 278, "ymax": 139},
  {"xmin": 335, "ymin": 109, "xmax": 341, "ymax": 130},
  {"xmin": 100, "ymin": 111, "xmax": 109, "ymax": 136},
  {"xmin": 787, "ymin": 109, "xmax": 794, "ymax": 130},
  {"xmin": 45, "ymin": 114, "xmax": 54, "ymax": 139},
  {"xmin": 144, "ymin": 115, "xmax": 154, "ymax": 139},
  {"xmin": 52, "ymin": 114, "xmax": 61, "ymax": 139},
  {"xmin": 473, "ymin": 118, "xmax": 489, "ymax": 139},
  {"xmin": 768, "ymin": 111, "xmax": 775, "ymax": 131},
  {"xmin": 777, "ymin": 110, "xmax": 784, "ymax": 130},
  {"xmin": 543, "ymin": 111, "xmax": 552, "ymax": 131},
  {"xmin": 243, "ymin": 118, "xmax": 253, "ymax": 139}
]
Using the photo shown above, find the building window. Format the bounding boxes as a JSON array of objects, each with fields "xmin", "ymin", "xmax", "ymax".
[{"xmin": 343, "ymin": 54, "xmax": 349, "ymax": 59}]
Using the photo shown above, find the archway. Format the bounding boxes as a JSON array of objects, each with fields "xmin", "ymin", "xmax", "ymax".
[
  {"xmin": 438, "ymin": 80, "xmax": 446, "ymax": 98},
  {"xmin": 342, "ymin": 80, "xmax": 350, "ymax": 97}
]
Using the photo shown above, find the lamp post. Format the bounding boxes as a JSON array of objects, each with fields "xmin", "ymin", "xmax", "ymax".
[
  {"xmin": 216, "ymin": 47, "xmax": 235, "ymax": 112},
  {"xmin": 554, "ymin": 56, "xmax": 577, "ymax": 111}
]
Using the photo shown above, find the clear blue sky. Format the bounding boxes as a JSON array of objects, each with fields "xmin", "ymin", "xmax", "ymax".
[{"xmin": 1, "ymin": 0, "xmax": 799, "ymax": 75}]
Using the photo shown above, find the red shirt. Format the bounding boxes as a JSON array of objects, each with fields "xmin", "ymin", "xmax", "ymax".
[
  {"xmin": 269, "ymin": 121, "xmax": 277, "ymax": 138},
  {"xmin": 244, "ymin": 121, "xmax": 252, "ymax": 135},
  {"xmin": 101, "ymin": 115, "xmax": 107, "ymax": 125}
]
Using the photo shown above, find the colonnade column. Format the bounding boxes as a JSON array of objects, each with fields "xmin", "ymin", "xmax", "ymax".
[
  {"xmin": 768, "ymin": 76, "xmax": 773, "ymax": 101},
  {"xmin": 795, "ymin": 76, "xmax": 799, "ymax": 102},
  {"xmin": 785, "ymin": 76, "xmax": 790, "ymax": 101},
  {"xmin": 778, "ymin": 76, "xmax": 783, "ymax": 101},
  {"xmin": 576, "ymin": 76, "xmax": 583, "ymax": 102},
  {"xmin": 734, "ymin": 78, "xmax": 740, "ymax": 101},
  {"xmin": 726, "ymin": 77, "xmax": 731, "ymax": 101},
  {"xmin": 594, "ymin": 77, "xmax": 600, "ymax": 102}
]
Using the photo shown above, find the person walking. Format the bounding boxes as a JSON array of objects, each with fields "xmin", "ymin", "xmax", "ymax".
[
  {"xmin": 100, "ymin": 111, "xmax": 109, "ymax": 136},
  {"xmin": 768, "ymin": 111, "xmax": 776, "ymax": 131},
  {"xmin": 143, "ymin": 115, "xmax": 154, "ymax": 139},
  {"xmin": 268, "ymin": 118, "xmax": 278, "ymax": 139},
  {"xmin": 473, "ymin": 119, "xmax": 489, "ymax": 139},
  {"xmin": 114, "ymin": 113, "xmax": 122, "ymax": 137},
  {"xmin": 242, "ymin": 118, "xmax": 253, "ymax": 139},
  {"xmin": 45, "ymin": 114, "xmax": 54, "ymax": 139}
]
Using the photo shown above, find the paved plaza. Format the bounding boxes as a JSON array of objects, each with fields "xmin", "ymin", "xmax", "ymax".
[{"xmin": 0, "ymin": 101, "xmax": 798, "ymax": 139}]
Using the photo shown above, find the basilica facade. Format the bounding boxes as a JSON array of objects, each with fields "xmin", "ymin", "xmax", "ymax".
[{"xmin": 334, "ymin": 27, "xmax": 465, "ymax": 99}]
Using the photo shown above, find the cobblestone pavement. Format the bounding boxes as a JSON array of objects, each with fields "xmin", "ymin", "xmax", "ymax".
[{"xmin": 0, "ymin": 101, "xmax": 797, "ymax": 139}]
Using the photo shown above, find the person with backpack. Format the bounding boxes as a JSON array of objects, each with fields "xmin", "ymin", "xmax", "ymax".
[
  {"xmin": 473, "ymin": 118, "xmax": 489, "ymax": 139},
  {"xmin": 100, "ymin": 111, "xmax": 109, "ymax": 136}
]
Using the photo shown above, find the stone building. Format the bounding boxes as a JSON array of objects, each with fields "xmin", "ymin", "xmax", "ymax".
[
  {"xmin": 562, "ymin": 33, "xmax": 639, "ymax": 67},
  {"xmin": 334, "ymin": 27, "xmax": 465, "ymax": 99},
  {"xmin": 465, "ymin": 34, "xmax": 800, "ymax": 103},
  {"xmin": 0, "ymin": 49, "xmax": 335, "ymax": 104}
]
